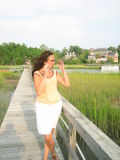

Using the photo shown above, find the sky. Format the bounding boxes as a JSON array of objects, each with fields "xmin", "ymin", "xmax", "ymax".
[{"xmin": 0, "ymin": 0, "xmax": 120, "ymax": 50}]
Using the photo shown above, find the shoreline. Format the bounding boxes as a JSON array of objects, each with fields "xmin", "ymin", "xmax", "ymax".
[{"xmin": 0, "ymin": 64, "xmax": 119, "ymax": 70}]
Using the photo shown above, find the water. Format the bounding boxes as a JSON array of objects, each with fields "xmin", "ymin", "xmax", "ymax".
[
  {"xmin": 56, "ymin": 68, "xmax": 101, "ymax": 73},
  {"xmin": 56, "ymin": 68, "xmax": 120, "ymax": 73},
  {"xmin": 65, "ymin": 68, "xmax": 101, "ymax": 73}
]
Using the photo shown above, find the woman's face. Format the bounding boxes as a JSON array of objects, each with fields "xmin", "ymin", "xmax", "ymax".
[{"xmin": 45, "ymin": 55, "xmax": 55, "ymax": 69}]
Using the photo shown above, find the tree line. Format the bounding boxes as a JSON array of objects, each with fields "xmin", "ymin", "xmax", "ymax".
[{"xmin": 0, "ymin": 42, "xmax": 120, "ymax": 65}]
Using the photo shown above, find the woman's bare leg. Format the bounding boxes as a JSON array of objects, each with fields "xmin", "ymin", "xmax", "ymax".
[
  {"xmin": 43, "ymin": 128, "xmax": 55, "ymax": 160},
  {"xmin": 43, "ymin": 143, "xmax": 49, "ymax": 160}
]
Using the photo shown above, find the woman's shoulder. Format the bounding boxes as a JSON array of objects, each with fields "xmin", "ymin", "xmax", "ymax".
[
  {"xmin": 34, "ymin": 70, "xmax": 43, "ymax": 78},
  {"xmin": 34, "ymin": 70, "xmax": 39, "ymax": 73}
]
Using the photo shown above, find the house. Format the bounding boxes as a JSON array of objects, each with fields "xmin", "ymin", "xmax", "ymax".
[
  {"xmin": 65, "ymin": 51, "xmax": 76, "ymax": 60},
  {"xmin": 88, "ymin": 48, "xmax": 119, "ymax": 63}
]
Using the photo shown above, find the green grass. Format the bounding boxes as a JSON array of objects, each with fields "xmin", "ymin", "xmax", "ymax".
[
  {"xmin": 0, "ymin": 72, "xmax": 21, "ymax": 88},
  {"xmin": 0, "ymin": 89, "xmax": 12, "ymax": 125},
  {"xmin": 58, "ymin": 72, "xmax": 120, "ymax": 146},
  {"xmin": 0, "ymin": 71, "xmax": 22, "ymax": 125},
  {"xmin": 0, "ymin": 71, "xmax": 21, "ymax": 79},
  {"xmin": 0, "ymin": 65, "xmax": 23, "ymax": 70}
]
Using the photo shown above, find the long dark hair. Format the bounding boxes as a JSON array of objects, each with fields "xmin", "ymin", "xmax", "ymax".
[{"xmin": 32, "ymin": 50, "xmax": 53, "ymax": 77}]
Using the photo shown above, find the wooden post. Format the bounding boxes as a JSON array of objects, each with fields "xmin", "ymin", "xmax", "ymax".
[{"xmin": 68, "ymin": 122, "xmax": 76, "ymax": 160}]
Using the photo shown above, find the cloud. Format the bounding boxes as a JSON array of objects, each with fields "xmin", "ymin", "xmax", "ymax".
[{"xmin": 0, "ymin": 0, "xmax": 120, "ymax": 49}]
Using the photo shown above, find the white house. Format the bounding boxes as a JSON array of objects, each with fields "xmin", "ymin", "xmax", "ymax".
[{"xmin": 65, "ymin": 51, "xmax": 76, "ymax": 59}]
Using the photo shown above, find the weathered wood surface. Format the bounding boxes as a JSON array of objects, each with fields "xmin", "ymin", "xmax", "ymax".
[
  {"xmin": 61, "ymin": 96, "xmax": 120, "ymax": 160},
  {"xmin": 0, "ymin": 69, "xmax": 64, "ymax": 160}
]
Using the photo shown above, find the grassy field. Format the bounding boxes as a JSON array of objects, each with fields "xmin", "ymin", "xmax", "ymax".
[
  {"xmin": 0, "ymin": 71, "xmax": 22, "ymax": 125},
  {"xmin": 58, "ymin": 72, "xmax": 120, "ymax": 146},
  {"xmin": 0, "ymin": 65, "xmax": 23, "ymax": 70}
]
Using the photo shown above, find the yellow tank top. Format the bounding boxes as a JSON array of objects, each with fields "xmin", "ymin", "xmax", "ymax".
[{"xmin": 34, "ymin": 70, "xmax": 61, "ymax": 104}]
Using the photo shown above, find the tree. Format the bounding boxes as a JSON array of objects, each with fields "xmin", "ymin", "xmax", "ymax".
[
  {"xmin": 96, "ymin": 53, "xmax": 101, "ymax": 59},
  {"xmin": 107, "ymin": 57, "xmax": 114, "ymax": 63},
  {"xmin": 117, "ymin": 45, "xmax": 120, "ymax": 61},
  {"xmin": 62, "ymin": 47, "xmax": 68, "ymax": 56},
  {"xmin": 69, "ymin": 45, "xmax": 82, "ymax": 57},
  {"xmin": 108, "ymin": 46, "xmax": 116, "ymax": 52},
  {"xmin": 39, "ymin": 44, "xmax": 48, "ymax": 50}
]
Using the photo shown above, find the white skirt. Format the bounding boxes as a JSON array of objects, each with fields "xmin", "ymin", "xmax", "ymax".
[{"xmin": 35, "ymin": 99, "xmax": 62, "ymax": 135}]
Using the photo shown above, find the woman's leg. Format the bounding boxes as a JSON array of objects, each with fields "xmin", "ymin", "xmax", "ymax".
[
  {"xmin": 43, "ymin": 143, "xmax": 49, "ymax": 160},
  {"xmin": 44, "ymin": 128, "xmax": 55, "ymax": 160}
]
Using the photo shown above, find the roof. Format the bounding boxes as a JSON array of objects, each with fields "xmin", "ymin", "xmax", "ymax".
[{"xmin": 90, "ymin": 50, "xmax": 118, "ymax": 56}]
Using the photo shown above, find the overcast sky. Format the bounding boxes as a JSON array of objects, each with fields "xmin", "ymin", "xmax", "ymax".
[{"xmin": 0, "ymin": 0, "xmax": 120, "ymax": 50}]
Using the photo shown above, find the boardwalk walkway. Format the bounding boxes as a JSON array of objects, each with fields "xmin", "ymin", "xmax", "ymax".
[{"xmin": 0, "ymin": 69, "xmax": 64, "ymax": 160}]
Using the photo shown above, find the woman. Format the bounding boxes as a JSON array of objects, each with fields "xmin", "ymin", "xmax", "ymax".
[{"xmin": 32, "ymin": 51, "xmax": 70, "ymax": 160}]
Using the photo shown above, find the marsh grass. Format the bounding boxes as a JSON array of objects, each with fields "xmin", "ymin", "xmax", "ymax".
[
  {"xmin": 0, "ymin": 71, "xmax": 21, "ymax": 79},
  {"xmin": 0, "ymin": 65, "xmax": 23, "ymax": 70},
  {"xmin": 0, "ymin": 71, "xmax": 22, "ymax": 126},
  {"xmin": 58, "ymin": 72, "xmax": 120, "ymax": 145},
  {"xmin": 0, "ymin": 89, "xmax": 12, "ymax": 125}
]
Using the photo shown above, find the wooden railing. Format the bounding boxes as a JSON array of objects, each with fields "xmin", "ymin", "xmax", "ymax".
[
  {"xmin": 27, "ymin": 64, "xmax": 120, "ymax": 160},
  {"xmin": 58, "ymin": 97, "xmax": 120, "ymax": 160}
]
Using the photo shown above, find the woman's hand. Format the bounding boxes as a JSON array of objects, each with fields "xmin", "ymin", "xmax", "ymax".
[
  {"xmin": 56, "ymin": 59, "xmax": 70, "ymax": 87},
  {"xmin": 43, "ymin": 64, "xmax": 50, "ymax": 77},
  {"xmin": 57, "ymin": 59, "xmax": 64, "ymax": 71}
]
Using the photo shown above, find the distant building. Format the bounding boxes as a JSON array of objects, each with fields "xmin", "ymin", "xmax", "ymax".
[
  {"xmin": 88, "ymin": 55, "xmax": 96, "ymax": 61},
  {"xmin": 65, "ymin": 51, "xmax": 76, "ymax": 59},
  {"xmin": 88, "ymin": 48, "xmax": 119, "ymax": 63}
]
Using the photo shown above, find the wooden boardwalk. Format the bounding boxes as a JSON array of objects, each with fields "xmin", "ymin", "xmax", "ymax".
[{"xmin": 0, "ymin": 69, "xmax": 64, "ymax": 160}]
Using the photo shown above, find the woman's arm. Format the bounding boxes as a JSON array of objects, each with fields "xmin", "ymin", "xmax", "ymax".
[
  {"xmin": 33, "ymin": 73, "xmax": 47, "ymax": 96},
  {"xmin": 56, "ymin": 60, "xmax": 70, "ymax": 87},
  {"xmin": 56, "ymin": 70, "xmax": 70, "ymax": 87},
  {"xmin": 33, "ymin": 64, "xmax": 49, "ymax": 95}
]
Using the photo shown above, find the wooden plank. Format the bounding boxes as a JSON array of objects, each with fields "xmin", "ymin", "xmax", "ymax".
[{"xmin": 68, "ymin": 123, "xmax": 76, "ymax": 160}]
